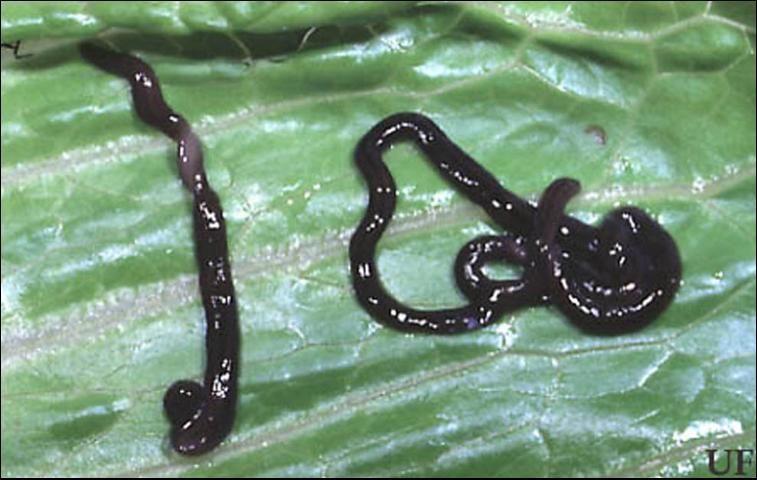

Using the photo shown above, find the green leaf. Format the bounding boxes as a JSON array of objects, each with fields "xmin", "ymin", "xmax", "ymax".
[{"xmin": 2, "ymin": 1, "xmax": 755, "ymax": 477}]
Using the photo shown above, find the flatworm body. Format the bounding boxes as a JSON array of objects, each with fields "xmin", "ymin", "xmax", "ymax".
[
  {"xmin": 350, "ymin": 113, "xmax": 682, "ymax": 335},
  {"xmin": 80, "ymin": 44, "xmax": 238, "ymax": 456}
]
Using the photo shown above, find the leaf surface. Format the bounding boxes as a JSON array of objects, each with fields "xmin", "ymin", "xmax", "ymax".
[{"xmin": 2, "ymin": 2, "xmax": 755, "ymax": 477}]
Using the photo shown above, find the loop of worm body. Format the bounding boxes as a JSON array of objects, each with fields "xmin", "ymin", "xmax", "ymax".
[
  {"xmin": 349, "ymin": 113, "xmax": 682, "ymax": 335},
  {"xmin": 80, "ymin": 44, "xmax": 238, "ymax": 456}
]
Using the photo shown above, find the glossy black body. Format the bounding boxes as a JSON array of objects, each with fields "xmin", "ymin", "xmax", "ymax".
[
  {"xmin": 349, "ymin": 113, "xmax": 682, "ymax": 335},
  {"xmin": 80, "ymin": 43, "xmax": 238, "ymax": 456}
]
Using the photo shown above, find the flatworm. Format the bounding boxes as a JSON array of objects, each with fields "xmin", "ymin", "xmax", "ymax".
[
  {"xmin": 349, "ymin": 112, "xmax": 682, "ymax": 335},
  {"xmin": 80, "ymin": 43, "xmax": 238, "ymax": 456}
]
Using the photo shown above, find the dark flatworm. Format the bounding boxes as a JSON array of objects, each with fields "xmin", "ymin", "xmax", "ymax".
[
  {"xmin": 80, "ymin": 43, "xmax": 238, "ymax": 456},
  {"xmin": 349, "ymin": 112, "xmax": 682, "ymax": 335}
]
